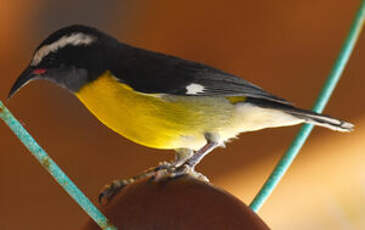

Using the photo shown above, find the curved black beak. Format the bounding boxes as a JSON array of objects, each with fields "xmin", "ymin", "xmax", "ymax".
[{"xmin": 8, "ymin": 66, "xmax": 38, "ymax": 99}]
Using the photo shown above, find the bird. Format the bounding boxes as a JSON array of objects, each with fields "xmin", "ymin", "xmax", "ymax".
[{"xmin": 9, "ymin": 25, "xmax": 353, "ymax": 202}]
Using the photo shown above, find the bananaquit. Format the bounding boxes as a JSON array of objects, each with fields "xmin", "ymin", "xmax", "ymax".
[{"xmin": 9, "ymin": 25, "xmax": 353, "ymax": 202}]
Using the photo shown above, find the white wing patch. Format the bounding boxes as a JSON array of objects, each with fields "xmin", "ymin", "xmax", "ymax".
[
  {"xmin": 32, "ymin": 33, "xmax": 96, "ymax": 66},
  {"xmin": 186, "ymin": 83, "xmax": 205, "ymax": 95}
]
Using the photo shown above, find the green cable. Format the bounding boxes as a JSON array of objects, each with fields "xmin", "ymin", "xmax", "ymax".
[
  {"xmin": 250, "ymin": 0, "xmax": 365, "ymax": 212},
  {"xmin": 0, "ymin": 101, "xmax": 117, "ymax": 229}
]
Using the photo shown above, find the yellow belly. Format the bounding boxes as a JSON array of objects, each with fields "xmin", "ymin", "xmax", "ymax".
[{"xmin": 75, "ymin": 72, "xmax": 236, "ymax": 150}]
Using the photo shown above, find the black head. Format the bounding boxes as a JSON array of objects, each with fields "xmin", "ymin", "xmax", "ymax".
[{"xmin": 8, "ymin": 25, "xmax": 120, "ymax": 98}]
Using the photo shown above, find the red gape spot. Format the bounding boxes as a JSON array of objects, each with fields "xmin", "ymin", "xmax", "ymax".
[{"xmin": 33, "ymin": 69, "xmax": 47, "ymax": 75}]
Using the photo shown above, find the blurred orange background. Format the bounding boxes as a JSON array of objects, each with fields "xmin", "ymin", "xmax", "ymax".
[{"xmin": 1, "ymin": 0, "xmax": 364, "ymax": 229}]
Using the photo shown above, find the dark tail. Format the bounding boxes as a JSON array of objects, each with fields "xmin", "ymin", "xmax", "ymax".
[{"xmin": 286, "ymin": 108, "xmax": 354, "ymax": 132}]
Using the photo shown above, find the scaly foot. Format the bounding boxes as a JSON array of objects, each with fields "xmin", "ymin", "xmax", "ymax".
[
  {"xmin": 98, "ymin": 162, "xmax": 209, "ymax": 204},
  {"xmin": 98, "ymin": 161, "xmax": 172, "ymax": 204},
  {"xmin": 170, "ymin": 164, "xmax": 210, "ymax": 182}
]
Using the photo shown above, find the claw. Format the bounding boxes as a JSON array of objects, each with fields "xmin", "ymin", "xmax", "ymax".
[{"xmin": 98, "ymin": 179, "xmax": 129, "ymax": 205}]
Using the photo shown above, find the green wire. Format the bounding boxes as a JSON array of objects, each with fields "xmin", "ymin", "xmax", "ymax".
[
  {"xmin": 0, "ymin": 101, "xmax": 117, "ymax": 229},
  {"xmin": 250, "ymin": 0, "xmax": 365, "ymax": 212}
]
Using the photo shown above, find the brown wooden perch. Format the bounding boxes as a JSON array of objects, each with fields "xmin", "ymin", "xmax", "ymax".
[{"xmin": 83, "ymin": 175, "xmax": 270, "ymax": 230}]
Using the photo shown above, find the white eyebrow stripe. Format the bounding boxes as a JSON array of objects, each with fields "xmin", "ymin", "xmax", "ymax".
[{"xmin": 31, "ymin": 33, "xmax": 96, "ymax": 66}]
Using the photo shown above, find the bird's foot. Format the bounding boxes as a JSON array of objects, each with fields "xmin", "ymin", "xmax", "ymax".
[
  {"xmin": 98, "ymin": 179, "xmax": 131, "ymax": 205},
  {"xmin": 98, "ymin": 161, "xmax": 173, "ymax": 204},
  {"xmin": 154, "ymin": 163, "xmax": 210, "ymax": 183},
  {"xmin": 98, "ymin": 162, "xmax": 209, "ymax": 204},
  {"xmin": 173, "ymin": 164, "xmax": 210, "ymax": 182}
]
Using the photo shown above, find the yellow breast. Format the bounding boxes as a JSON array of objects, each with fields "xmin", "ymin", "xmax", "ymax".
[{"xmin": 75, "ymin": 72, "xmax": 234, "ymax": 150}]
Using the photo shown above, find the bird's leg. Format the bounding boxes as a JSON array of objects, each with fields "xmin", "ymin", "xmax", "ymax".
[
  {"xmin": 164, "ymin": 133, "xmax": 220, "ymax": 182},
  {"xmin": 185, "ymin": 141, "xmax": 218, "ymax": 169},
  {"xmin": 172, "ymin": 148, "xmax": 194, "ymax": 167},
  {"xmin": 99, "ymin": 135, "xmax": 219, "ymax": 204},
  {"xmin": 98, "ymin": 149, "xmax": 193, "ymax": 204}
]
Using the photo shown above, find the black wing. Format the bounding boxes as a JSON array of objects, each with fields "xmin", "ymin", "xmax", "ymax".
[{"xmin": 110, "ymin": 44, "xmax": 290, "ymax": 104}]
